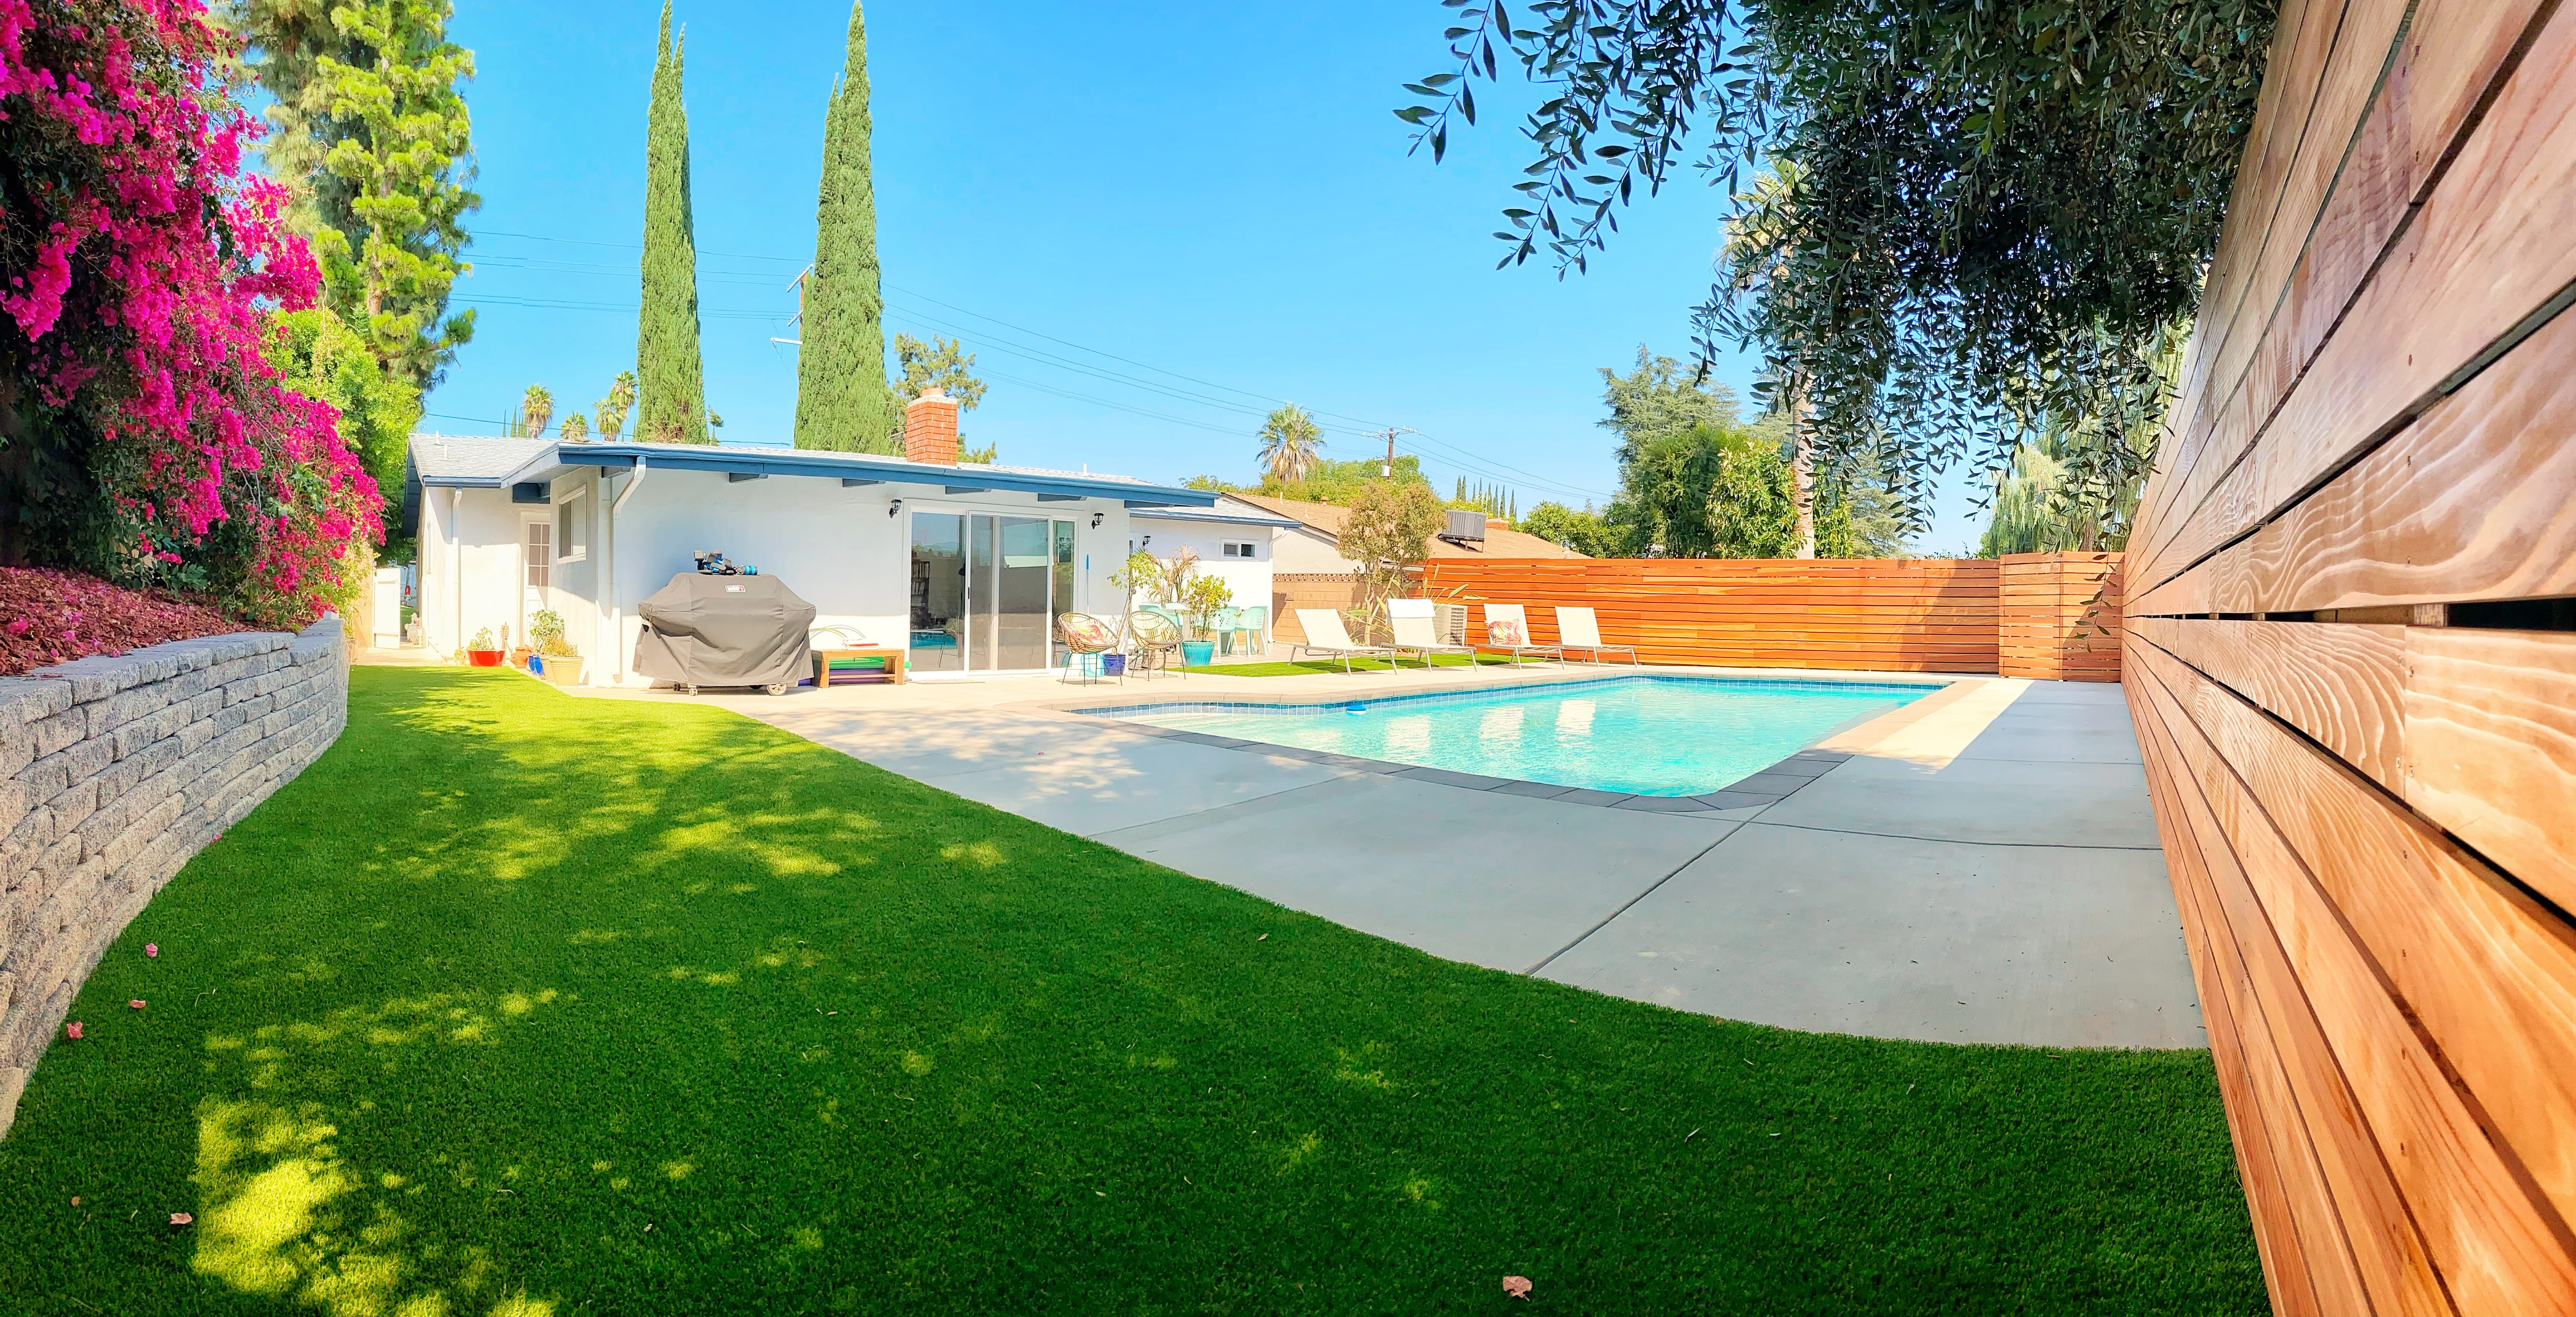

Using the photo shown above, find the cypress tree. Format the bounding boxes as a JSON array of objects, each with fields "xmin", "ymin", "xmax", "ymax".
[
  {"xmin": 635, "ymin": 2, "xmax": 710, "ymax": 445},
  {"xmin": 793, "ymin": 0, "xmax": 902, "ymax": 453}
]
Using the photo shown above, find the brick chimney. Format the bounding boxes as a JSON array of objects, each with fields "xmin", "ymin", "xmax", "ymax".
[
  {"xmin": 1486, "ymin": 515, "xmax": 1509, "ymax": 535},
  {"xmin": 904, "ymin": 387, "xmax": 959, "ymax": 466}
]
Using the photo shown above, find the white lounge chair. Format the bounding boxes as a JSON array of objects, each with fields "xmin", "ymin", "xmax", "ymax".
[
  {"xmin": 1290, "ymin": 608, "xmax": 1400, "ymax": 674},
  {"xmin": 1476, "ymin": 603, "xmax": 1562, "ymax": 665},
  {"xmin": 1553, "ymin": 606, "xmax": 1640, "ymax": 665},
  {"xmin": 1388, "ymin": 598, "xmax": 1478, "ymax": 670}
]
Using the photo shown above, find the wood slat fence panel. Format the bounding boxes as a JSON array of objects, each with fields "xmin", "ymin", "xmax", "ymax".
[
  {"xmin": 1416, "ymin": 559, "xmax": 2004, "ymax": 673},
  {"xmin": 1997, "ymin": 551, "xmax": 2123, "ymax": 681},
  {"xmin": 2126, "ymin": 2, "xmax": 2576, "ymax": 1308}
]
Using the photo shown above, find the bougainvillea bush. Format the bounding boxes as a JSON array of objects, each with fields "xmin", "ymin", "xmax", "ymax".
[
  {"xmin": 0, "ymin": 0, "xmax": 380, "ymax": 628},
  {"xmin": 0, "ymin": 565, "xmax": 238, "ymax": 675}
]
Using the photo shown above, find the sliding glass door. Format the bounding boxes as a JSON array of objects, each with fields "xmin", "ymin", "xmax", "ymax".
[{"xmin": 909, "ymin": 512, "xmax": 1076, "ymax": 673}]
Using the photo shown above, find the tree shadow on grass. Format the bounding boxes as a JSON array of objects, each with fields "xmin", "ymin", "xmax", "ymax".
[{"xmin": 188, "ymin": 989, "xmax": 568, "ymax": 1317}]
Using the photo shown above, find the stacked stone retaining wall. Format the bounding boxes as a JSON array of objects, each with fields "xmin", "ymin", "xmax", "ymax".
[{"xmin": 0, "ymin": 617, "xmax": 347, "ymax": 1136}]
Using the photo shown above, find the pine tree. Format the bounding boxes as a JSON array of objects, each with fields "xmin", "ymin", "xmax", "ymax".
[
  {"xmin": 635, "ymin": 3, "xmax": 710, "ymax": 445},
  {"xmin": 230, "ymin": 0, "xmax": 482, "ymax": 388},
  {"xmin": 793, "ymin": 0, "xmax": 902, "ymax": 452}
]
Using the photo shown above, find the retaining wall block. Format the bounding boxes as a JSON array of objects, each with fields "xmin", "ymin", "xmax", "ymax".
[{"xmin": 0, "ymin": 616, "xmax": 345, "ymax": 1140}]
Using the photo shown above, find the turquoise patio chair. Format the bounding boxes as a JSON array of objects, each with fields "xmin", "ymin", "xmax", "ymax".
[
  {"xmin": 1211, "ymin": 606, "xmax": 1243, "ymax": 655},
  {"xmin": 1231, "ymin": 605, "xmax": 1267, "ymax": 658}
]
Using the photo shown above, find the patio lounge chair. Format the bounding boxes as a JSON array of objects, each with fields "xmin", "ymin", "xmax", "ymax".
[
  {"xmin": 1388, "ymin": 598, "xmax": 1478, "ymax": 670},
  {"xmin": 1290, "ymin": 608, "xmax": 1400, "ymax": 674},
  {"xmin": 1476, "ymin": 603, "xmax": 1563, "ymax": 665},
  {"xmin": 1552, "ymin": 606, "xmax": 1640, "ymax": 665}
]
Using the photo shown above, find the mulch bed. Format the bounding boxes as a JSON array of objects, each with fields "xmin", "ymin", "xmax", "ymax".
[{"xmin": 0, "ymin": 567, "xmax": 246, "ymax": 677}]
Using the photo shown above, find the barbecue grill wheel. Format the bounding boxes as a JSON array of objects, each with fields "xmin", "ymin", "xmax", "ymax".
[
  {"xmin": 765, "ymin": 683, "xmax": 789, "ymax": 696},
  {"xmin": 682, "ymin": 683, "xmax": 698, "ymax": 696}
]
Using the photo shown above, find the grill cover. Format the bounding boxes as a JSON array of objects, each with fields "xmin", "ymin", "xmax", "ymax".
[{"xmin": 634, "ymin": 572, "xmax": 816, "ymax": 689}]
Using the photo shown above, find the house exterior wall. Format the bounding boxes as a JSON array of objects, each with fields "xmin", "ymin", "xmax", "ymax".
[
  {"xmin": 1266, "ymin": 525, "xmax": 1350, "ymax": 575},
  {"xmin": 417, "ymin": 484, "xmax": 536, "ymax": 658},
  {"xmin": 426, "ymin": 466, "xmax": 1137, "ymax": 682},
  {"xmin": 1129, "ymin": 516, "xmax": 1274, "ymax": 635}
]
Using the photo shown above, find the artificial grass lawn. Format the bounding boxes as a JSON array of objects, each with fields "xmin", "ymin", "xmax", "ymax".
[
  {"xmin": 0, "ymin": 667, "xmax": 2264, "ymax": 1314},
  {"xmin": 1185, "ymin": 653, "xmax": 1528, "ymax": 677}
]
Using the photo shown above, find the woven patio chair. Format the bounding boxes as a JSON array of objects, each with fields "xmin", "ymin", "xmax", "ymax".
[{"xmin": 1056, "ymin": 612, "xmax": 1122, "ymax": 685}]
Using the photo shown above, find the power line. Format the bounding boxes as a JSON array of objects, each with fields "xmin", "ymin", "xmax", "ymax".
[{"xmin": 463, "ymin": 228, "xmax": 1618, "ymax": 502}]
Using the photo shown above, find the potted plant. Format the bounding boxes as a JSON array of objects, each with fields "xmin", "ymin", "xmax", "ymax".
[
  {"xmin": 1180, "ymin": 573, "xmax": 1232, "ymax": 667},
  {"xmin": 464, "ymin": 627, "xmax": 504, "ymax": 667},
  {"xmin": 530, "ymin": 610, "xmax": 584, "ymax": 685}
]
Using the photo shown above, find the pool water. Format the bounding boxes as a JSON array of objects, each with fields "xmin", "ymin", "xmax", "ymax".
[{"xmin": 1093, "ymin": 676, "xmax": 1937, "ymax": 796}]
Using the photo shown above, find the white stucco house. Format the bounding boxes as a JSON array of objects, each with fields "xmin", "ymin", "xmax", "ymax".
[
  {"xmin": 1124, "ymin": 501, "xmax": 1298, "ymax": 638},
  {"xmin": 402, "ymin": 391, "xmax": 1218, "ymax": 684}
]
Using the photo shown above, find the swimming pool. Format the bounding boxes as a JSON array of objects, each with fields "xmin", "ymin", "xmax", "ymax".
[{"xmin": 1088, "ymin": 675, "xmax": 1938, "ymax": 796}]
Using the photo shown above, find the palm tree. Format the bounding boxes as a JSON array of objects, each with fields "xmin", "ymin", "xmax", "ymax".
[
  {"xmin": 518, "ymin": 384, "xmax": 555, "ymax": 438},
  {"xmin": 595, "ymin": 371, "xmax": 637, "ymax": 441},
  {"xmin": 1257, "ymin": 403, "xmax": 1322, "ymax": 485}
]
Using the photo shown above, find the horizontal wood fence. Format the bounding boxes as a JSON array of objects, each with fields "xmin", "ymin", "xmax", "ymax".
[
  {"xmin": 1413, "ymin": 557, "xmax": 2096, "ymax": 675},
  {"xmin": 1269, "ymin": 574, "xmax": 1364, "ymax": 646},
  {"xmin": 1998, "ymin": 551, "xmax": 2122, "ymax": 682},
  {"xmin": 2122, "ymin": 3, "xmax": 2576, "ymax": 1311}
]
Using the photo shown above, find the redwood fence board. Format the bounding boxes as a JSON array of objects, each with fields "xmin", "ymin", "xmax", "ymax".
[{"xmin": 2125, "ymin": 3, "xmax": 2576, "ymax": 1306}]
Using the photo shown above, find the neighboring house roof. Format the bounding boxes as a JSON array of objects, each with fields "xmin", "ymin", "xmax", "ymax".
[
  {"xmin": 1127, "ymin": 505, "xmax": 1302, "ymax": 530},
  {"xmin": 1220, "ymin": 492, "xmax": 1587, "ymax": 559},
  {"xmin": 403, "ymin": 434, "xmax": 1215, "ymax": 534}
]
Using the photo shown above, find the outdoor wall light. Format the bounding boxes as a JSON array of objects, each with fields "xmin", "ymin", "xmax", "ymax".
[
  {"xmin": 1090, "ymin": 512, "xmax": 1104, "ymax": 528},
  {"xmin": 887, "ymin": 498, "xmax": 904, "ymax": 518},
  {"xmin": 1140, "ymin": 535, "xmax": 1151, "ymax": 547}
]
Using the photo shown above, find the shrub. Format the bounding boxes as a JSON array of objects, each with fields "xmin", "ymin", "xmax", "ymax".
[{"xmin": 0, "ymin": 0, "xmax": 382, "ymax": 628}]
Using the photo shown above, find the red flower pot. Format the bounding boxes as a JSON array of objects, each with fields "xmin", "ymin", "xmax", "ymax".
[{"xmin": 466, "ymin": 648, "xmax": 504, "ymax": 667}]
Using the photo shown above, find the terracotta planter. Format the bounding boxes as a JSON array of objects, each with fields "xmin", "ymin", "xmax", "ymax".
[
  {"xmin": 508, "ymin": 647, "xmax": 534, "ymax": 670},
  {"xmin": 466, "ymin": 649, "xmax": 504, "ymax": 667},
  {"xmin": 542, "ymin": 654, "xmax": 586, "ymax": 686}
]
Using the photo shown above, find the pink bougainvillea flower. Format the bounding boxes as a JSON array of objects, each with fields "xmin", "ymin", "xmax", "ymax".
[
  {"xmin": 169, "ymin": 1212, "xmax": 194, "ymax": 1227},
  {"xmin": 129, "ymin": 999, "xmax": 145, "ymax": 1010},
  {"xmin": 1502, "ymin": 1276, "xmax": 1533, "ymax": 1299},
  {"xmin": 146, "ymin": 943, "xmax": 158, "ymax": 957},
  {"xmin": 65, "ymin": 1022, "xmax": 83, "ymax": 1040}
]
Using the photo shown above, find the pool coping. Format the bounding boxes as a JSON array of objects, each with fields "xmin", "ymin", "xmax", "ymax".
[{"xmin": 1043, "ymin": 668, "xmax": 1959, "ymax": 815}]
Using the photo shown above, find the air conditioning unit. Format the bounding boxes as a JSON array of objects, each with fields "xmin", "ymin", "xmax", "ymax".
[
  {"xmin": 1433, "ymin": 602, "xmax": 1470, "ymax": 645},
  {"xmin": 1442, "ymin": 510, "xmax": 1486, "ymax": 542}
]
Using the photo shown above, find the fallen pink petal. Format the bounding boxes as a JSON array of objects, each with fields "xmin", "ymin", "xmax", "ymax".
[
  {"xmin": 145, "ymin": 943, "xmax": 158, "ymax": 957},
  {"xmin": 1503, "ymin": 1275, "xmax": 1533, "ymax": 1299},
  {"xmin": 129, "ymin": 999, "xmax": 146, "ymax": 1010},
  {"xmin": 169, "ymin": 1212, "xmax": 193, "ymax": 1227},
  {"xmin": 65, "ymin": 1021, "xmax": 82, "ymax": 1040}
]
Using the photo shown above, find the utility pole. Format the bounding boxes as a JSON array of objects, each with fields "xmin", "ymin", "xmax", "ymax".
[{"xmin": 1369, "ymin": 426, "xmax": 1416, "ymax": 478}]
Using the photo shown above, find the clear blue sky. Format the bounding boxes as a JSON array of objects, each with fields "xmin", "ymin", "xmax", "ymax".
[{"xmin": 431, "ymin": 0, "xmax": 1990, "ymax": 553}]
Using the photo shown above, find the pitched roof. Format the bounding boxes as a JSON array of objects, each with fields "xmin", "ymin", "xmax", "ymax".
[
  {"xmin": 1220, "ymin": 492, "xmax": 1587, "ymax": 559},
  {"xmin": 408, "ymin": 433, "xmax": 551, "ymax": 481}
]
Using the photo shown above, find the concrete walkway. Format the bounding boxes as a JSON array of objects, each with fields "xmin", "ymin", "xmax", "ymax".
[{"xmin": 596, "ymin": 663, "xmax": 2206, "ymax": 1051}]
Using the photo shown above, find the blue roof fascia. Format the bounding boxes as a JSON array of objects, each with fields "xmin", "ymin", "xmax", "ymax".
[
  {"xmin": 1127, "ymin": 507, "xmax": 1300, "ymax": 529},
  {"xmin": 452, "ymin": 443, "xmax": 1217, "ymax": 508}
]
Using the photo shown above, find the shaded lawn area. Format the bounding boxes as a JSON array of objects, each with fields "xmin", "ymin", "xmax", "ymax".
[
  {"xmin": 1188, "ymin": 653, "xmax": 1532, "ymax": 676},
  {"xmin": 0, "ymin": 667, "xmax": 2262, "ymax": 1314}
]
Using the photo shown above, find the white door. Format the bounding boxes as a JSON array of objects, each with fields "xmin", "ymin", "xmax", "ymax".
[{"xmin": 520, "ymin": 518, "xmax": 552, "ymax": 648}]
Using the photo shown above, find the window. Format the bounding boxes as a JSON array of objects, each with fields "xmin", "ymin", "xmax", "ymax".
[
  {"xmin": 525, "ymin": 522, "xmax": 551, "ymax": 588},
  {"xmin": 1221, "ymin": 541, "xmax": 1259, "ymax": 559},
  {"xmin": 555, "ymin": 488, "xmax": 587, "ymax": 563}
]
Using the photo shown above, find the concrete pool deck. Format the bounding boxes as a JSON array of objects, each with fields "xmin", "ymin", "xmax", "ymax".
[{"xmin": 557, "ymin": 663, "xmax": 2203, "ymax": 1050}]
